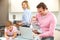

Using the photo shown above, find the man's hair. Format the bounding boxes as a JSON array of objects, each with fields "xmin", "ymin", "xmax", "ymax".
[{"xmin": 36, "ymin": 2, "xmax": 48, "ymax": 10}]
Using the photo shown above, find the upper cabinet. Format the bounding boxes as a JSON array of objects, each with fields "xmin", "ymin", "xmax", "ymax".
[{"xmin": 9, "ymin": 0, "xmax": 59, "ymax": 12}]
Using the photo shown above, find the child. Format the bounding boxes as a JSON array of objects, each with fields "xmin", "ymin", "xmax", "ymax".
[
  {"xmin": 14, "ymin": 21, "xmax": 22, "ymax": 36},
  {"xmin": 30, "ymin": 16, "xmax": 39, "ymax": 30},
  {"xmin": 30, "ymin": 16, "xmax": 42, "ymax": 40},
  {"xmin": 4, "ymin": 21, "xmax": 17, "ymax": 40}
]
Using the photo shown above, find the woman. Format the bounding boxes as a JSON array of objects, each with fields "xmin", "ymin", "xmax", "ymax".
[
  {"xmin": 33, "ymin": 2, "xmax": 57, "ymax": 40},
  {"xmin": 22, "ymin": 0, "xmax": 32, "ymax": 27},
  {"xmin": 4, "ymin": 21, "xmax": 17, "ymax": 40}
]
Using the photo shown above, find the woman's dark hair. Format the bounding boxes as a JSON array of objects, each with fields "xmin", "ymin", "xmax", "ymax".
[{"xmin": 36, "ymin": 2, "xmax": 48, "ymax": 10}]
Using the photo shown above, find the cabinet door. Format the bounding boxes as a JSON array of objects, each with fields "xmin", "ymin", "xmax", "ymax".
[
  {"xmin": 10, "ymin": 0, "xmax": 59, "ymax": 12},
  {"xmin": 0, "ymin": 0, "xmax": 8, "ymax": 26}
]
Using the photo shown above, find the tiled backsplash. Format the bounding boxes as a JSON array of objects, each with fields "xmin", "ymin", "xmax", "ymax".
[{"xmin": 9, "ymin": 12, "xmax": 60, "ymax": 25}]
